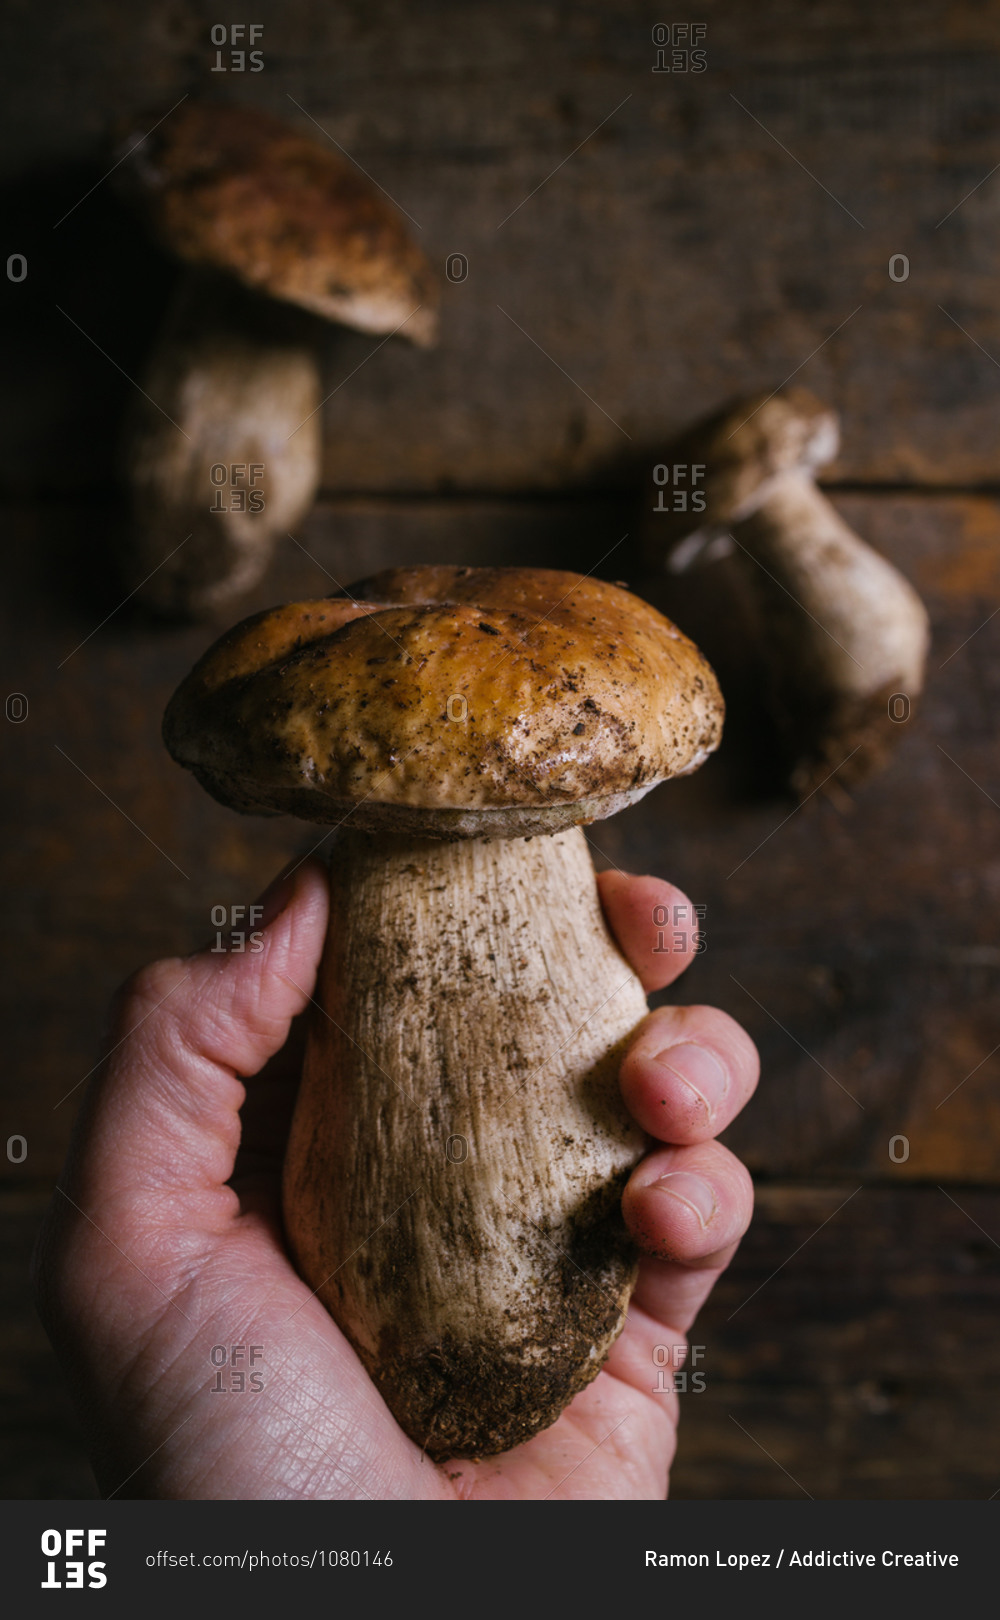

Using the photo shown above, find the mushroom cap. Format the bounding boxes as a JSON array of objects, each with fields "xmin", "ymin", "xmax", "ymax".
[
  {"xmin": 163, "ymin": 565, "xmax": 724, "ymax": 838},
  {"xmin": 121, "ymin": 102, "xmax": 438, "ymax": 345},
  {"xmin": 646, "ymin": 386, "xmax": 840, "ymax": 551}
]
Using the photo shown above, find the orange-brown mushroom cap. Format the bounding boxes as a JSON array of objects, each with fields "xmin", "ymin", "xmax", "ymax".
[
  {"xmin": 121, "ymin": 102, "xmax": 438, "ymax": 345},
  {"xmin": 163, "ymin": 566, "xmax": 724, "ymax": 838}
]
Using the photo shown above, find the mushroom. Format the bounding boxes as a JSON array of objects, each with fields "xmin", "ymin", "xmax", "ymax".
[
  {"xmin": 118, "ymin": 102, "xmax": 438, "ymax": 618},
  {"xmin": 643, "ymin": 387, "xmax": 930, "ymax": 796},
  {"xmin": 163, "ymin": 564, "xmax": 723, "ymax": 1457}
]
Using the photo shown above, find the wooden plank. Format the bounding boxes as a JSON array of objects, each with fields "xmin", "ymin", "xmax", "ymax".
[
  {"xmin": 2, "ymin": 488, "xmax": 999, "ymax": 1184},
  {"xmin": 0, "ymin": 1188, "xmax": 98, "ymax": 1498},
  {"xmin": 6, "ymin": 2, "xmax": 1000, "ymax": 493},
  {"xmin": 671, "ymin": 1183, "xmax": 1000, "ymax": 1499}
]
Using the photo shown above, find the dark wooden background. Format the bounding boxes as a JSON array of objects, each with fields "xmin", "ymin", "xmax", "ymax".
[{"xmin": 2, "ymin": 0, "xmax": 999, "ymax": 1499}]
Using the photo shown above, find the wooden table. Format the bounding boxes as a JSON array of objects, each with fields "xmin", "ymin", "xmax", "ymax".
[{"xmin": 2, "ymin": 0, "xmax": 999, "ymax": 1499}]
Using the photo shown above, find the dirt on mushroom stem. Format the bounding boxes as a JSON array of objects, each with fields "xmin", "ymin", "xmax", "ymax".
[{"xmin": 283, "ymin": 825, "xmax": 647, "ymax": 1459}]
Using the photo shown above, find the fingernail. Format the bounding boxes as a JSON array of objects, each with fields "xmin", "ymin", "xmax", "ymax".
[
  {"xmin": 653, "ymin": 1171, "xmax": 716, "ymax": 1229},
  {"xmin": 653, "ymin": 1042, "xmax": 729, "ymax": 1119},
  {"xmin": 256, "ymin": 866, "xmax": 297, "ymax": 930}
]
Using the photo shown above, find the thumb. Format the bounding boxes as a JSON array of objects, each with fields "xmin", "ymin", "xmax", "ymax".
[{"xmin": 58, "ymin": 858, "xmax": 329, "ymax": 1219}]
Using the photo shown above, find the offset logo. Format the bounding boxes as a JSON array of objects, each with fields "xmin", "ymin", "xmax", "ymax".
[{"xmin": 41, "ymin": 1529, "xmax": 107, "ymax": 1589}]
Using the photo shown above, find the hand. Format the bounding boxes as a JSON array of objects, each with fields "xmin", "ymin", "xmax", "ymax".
[{"xmin": 34, "ymin": 857, "xmax": 757, "ymax": 1500}]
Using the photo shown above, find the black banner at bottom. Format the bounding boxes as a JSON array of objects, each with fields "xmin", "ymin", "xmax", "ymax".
[{"xmin": 2, "ymin": 1499, "xmax": 993, "ymax": 1607}]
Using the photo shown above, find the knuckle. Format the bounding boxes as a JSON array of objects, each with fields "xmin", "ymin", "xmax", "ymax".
[{"xmin": 112, "ymin": 957, "xmax": 187, "ymax": 1026}]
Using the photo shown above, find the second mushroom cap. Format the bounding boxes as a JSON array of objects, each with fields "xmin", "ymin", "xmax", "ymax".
[{"xmin": 122, "ymin": 100, "xmax": 439, "ymax": 344}]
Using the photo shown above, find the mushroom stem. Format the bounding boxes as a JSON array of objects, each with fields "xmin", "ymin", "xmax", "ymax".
[
  {"xmin": 123, "ymin": 271, "xmax": 321, "ymax": 618},
  {"xmin": 283, "ymin": 824, "xmax": 649, "ymax": 1460},
  {"xmin": 734, "ymin": 471, "xmax": 930, "ymax": 794},
  {"xmin": 643, "ymin": 389, "xmax": 930, "ymax": 795}
]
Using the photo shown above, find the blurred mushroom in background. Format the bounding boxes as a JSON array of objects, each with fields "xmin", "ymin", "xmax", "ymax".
[
  {"xmin": 643, "ymin": 387, "xmax": 930, "ymax": 798},
  {"xmin": 116, "ymin": 101, "xmax": 438, "ymax": 619}
]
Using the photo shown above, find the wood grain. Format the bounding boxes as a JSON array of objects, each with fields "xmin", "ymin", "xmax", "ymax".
[
  {"xmin": 6, "ymin": 2, "xmax": 1000, "ymax": 494},
  {"xmin": 671, "ymin": 1183, "xmax": 1000, "ymax": 1500}
]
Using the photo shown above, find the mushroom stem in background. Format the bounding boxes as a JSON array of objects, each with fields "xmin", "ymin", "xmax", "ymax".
[
  {"xmin": 124, "ymin": 271, "xmax": 320, "ymax": 618},
  {"xmin": 291, "ymin": 826, "xmax": 647, "ymax": 1459},
  {"xmin": 118, "ymin": 102, "xmax": 438, "ymax": 619},
  {"xmin": 643, "ymin": 387, "xmax": 930, "ymax": 796},
  {"xmin": 736, "ymin": 467, "xmax": 930, "ymax": 797},
  {"xmin": 163, "ymin": 566, "xmax": 723, "ymax": 1458}
]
